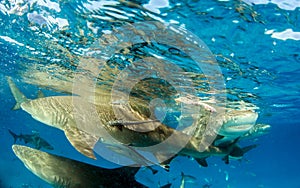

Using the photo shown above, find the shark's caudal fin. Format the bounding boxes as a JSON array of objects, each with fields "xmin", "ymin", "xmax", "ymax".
[
  {"xmin": 8, "ymin": 129, "xmax": 19, "ymax": 143},
  {"xmin": 6, "ymin": 76, "xmax": 29, "ymax": 110}
]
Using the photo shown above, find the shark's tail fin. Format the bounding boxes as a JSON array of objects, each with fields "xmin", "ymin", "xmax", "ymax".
[
  {"xmin": 6, "ymin": 76, "xmax": 29, "ymax": 110},
  {"xmin": 8, "ymin": 129, "xmax": 19, "ymax": 143}
]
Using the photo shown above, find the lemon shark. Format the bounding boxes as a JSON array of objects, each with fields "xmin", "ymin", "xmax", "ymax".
[
  {"xmin": 7, "ymin": 77, "xmax": 257, "ymax": 167},
  {"xmin": 175, "ymin": 95, "xmax": 258, "ymax": 146},
  {"xmin": 12, "ymin": 145, "xmax": 146, "ymax": 188},
  {"xmin": 211, "ymin": 110, "xmax": 258, "ymax": 146},
  {"xmin": 6, "ymin": 76, "xmax": 152, "ymax": 161}
]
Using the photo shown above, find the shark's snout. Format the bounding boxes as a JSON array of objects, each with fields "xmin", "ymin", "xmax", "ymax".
[
  {"xmin": 225, "ymin": 111, "xmax": 258, "ymax": 126},
  {"xmin": 12, "ymin": 145, "xmax": 27, "ymax": 161},
  {"xmin": 12, "ymin": 145, "xmax": 20, "ymax": 156},
  {"xmin": 219, "ymin": 111, "xmax": 258, "ymax": 136}
]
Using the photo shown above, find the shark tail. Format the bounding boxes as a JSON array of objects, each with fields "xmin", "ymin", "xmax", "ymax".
[
  {"xmin": 6, "ymin": 76, "xmax": 29, "ymax": 110},
  {"xmin": 8, "ymin": 129, "xmax": 19, "ymax": 143}
]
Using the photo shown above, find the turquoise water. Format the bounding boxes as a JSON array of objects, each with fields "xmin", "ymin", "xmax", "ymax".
[{"xmin": 1, "ymin": 0, "xmax": 299, "ymax": 187}]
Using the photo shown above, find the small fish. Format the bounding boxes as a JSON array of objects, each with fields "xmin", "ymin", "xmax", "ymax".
[
  {"xmin": 180, "ymin": 172, "xmax": 197, "ymax": 188},
  {"xmin": 202, "ymin": 183, "xmax": 212, "ymax": 188},
  {"xmin": 224, "ymin": 170, "xmax": 229, "ymax": 181},
  {"xmin": 8, "ymin": 129, "xmax": 54, "ymax": 150}
]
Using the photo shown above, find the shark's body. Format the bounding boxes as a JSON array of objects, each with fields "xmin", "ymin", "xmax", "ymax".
[
  {"xmin": 8, "ymin": 129, "xmax": 53, "ymax": 150},
  {"xmin": 7, "ymin": 77, "xmax": 257, "ymax": 166},
  {"xmin": 12, "ymin": 145, "xmax": 146, "ymax": 188},
  {"xmin": 18, "ymin": 95, "xmax": 255, "ymax": 165}
]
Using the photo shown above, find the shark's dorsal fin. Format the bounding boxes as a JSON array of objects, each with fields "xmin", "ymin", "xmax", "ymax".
[
  {"xmin": 222, "ymin": 155, "xmax": 229, "ymax": 164},
  {"xmin": 64, "ymin": 124, "xmax": 99, "ymax": 159},
  {"xmin": 6, "ymin": 76, "xmax": 29, "ymax": 110}
]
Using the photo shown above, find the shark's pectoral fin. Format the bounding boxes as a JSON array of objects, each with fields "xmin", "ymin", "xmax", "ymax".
[
  {"xmin": 222, "ymin": 155, "xmax": 229, "ymax": 164},
  {"xmin": 195, "ymin": 157, "xmax": 208, "ymax": 167},
  {"xmin": 64, "ymin": 125, "xmax": 99, "ymax": 159}
]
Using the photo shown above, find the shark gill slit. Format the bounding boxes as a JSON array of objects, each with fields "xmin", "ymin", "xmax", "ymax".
[{"xmin": 51, "ymin": 99, "xmax": 68, "ymax": 127}]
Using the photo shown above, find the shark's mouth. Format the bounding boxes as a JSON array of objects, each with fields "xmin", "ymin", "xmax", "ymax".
[{"xmin": 220, "ymin": 124, "xmax": 254, "ymax": 134}]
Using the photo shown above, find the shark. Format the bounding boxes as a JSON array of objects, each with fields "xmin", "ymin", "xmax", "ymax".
[
  {"xmin": 6, "ymin": 76, "xmax": 165, "ymax": 169},
  {"xmin": 12, "ymin": 144, "xmax": 146, "ymax": 188},
  {"xmin": 8, "ymin": 129, "xmax": 54, "ymax": 150},
  {"xmin": 175, "ymin": 95, "xmax": 258, "ymax": 146},
  {"xmin": 213, "ymin": 110, "xmax": 258, "ymax": 146},
  {"xmin": 7, "ymin": 76, "xmax": 257, "ymax": 167}
]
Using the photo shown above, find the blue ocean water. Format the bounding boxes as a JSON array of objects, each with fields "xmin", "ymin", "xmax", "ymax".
[{"xmin": 0, "ymin": 0, "xmax": 299, "ymax": 187}]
